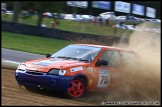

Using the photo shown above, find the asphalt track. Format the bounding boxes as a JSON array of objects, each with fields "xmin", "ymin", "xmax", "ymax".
[
  {"xmin": 1, "ymin": 48, "xmax": 161, "ymax": 106},
  {"xmin": 2, "ymin": 48, "xmax": 44, "ymax": 62}
]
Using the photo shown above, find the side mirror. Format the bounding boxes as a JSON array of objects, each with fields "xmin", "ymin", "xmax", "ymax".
[
  {"xmin": 46, "ymin": 53, "xmax": 51, "ymax": 58},
  {"xmin": 96, "ymin": 60, "xmax": 108, "ymax": 67}
]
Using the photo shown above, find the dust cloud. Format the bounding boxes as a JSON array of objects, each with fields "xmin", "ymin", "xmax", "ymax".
[
  {"xmin": 74, "ymin": 22, "xmax": 160, "ymax": 105},
  {"xmin": 108, "ymin": 22, "xmax": 161, "ymax": 102}
]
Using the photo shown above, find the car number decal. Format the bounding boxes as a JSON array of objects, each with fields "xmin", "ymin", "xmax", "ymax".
[{"xmin": 97, "ymin": 69, "xmax": 110, "ymax": 88}]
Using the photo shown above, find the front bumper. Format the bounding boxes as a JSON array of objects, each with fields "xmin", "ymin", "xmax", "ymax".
[{"xmin": 15, "ymin": 70, "xmax": 73, "ymax": 91}]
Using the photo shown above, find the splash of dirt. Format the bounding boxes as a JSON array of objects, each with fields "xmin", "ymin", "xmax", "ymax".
[
  {"xmin": 109, "ymin": 22, "xmax": 161, "ymax": 102},
  {"xmin": 75, "ymin": 22, "xmax": 160, "ymax": 105}
]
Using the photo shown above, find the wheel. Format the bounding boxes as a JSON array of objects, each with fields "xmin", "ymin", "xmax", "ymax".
[{"xmin": 64, "ymin": 78, "xmax": 86, "ymax": 98}]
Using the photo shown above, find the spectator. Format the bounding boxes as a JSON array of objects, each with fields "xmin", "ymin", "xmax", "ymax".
[
  {"xmin": 73, "ymin": 13, "xmax": 76, "ymax": 18},
  {"xmin": 99, "ymin": 16, "xmax": 102, "ymax": 26},
  {"xmin": 119, "ymin": 20, "xmax": 124, "ymax": 27},
  {"xmin": 93, "ymin": 17, "xmax": 97, "ymax": 25},
  {"xmin": 28, "ymin": 7, "xmax": 33, "ymax": 15},
  {"xmin": 105, "ymin": 18, "xmax": 110, "ymax": 26},
  {"xmin": 112, "ymin": 24, "xmax": 117, "ymax": 34},
  {"xmin": 126, "ymin": 14, "xmax": 130, "ymax": 20},
  {"xmin": 133, "ymin": 23, "xmax": 136, "ymax": 28},
  {"xmin": 51, "ymin": 21, "xmax": 56, "ymax": 28}
]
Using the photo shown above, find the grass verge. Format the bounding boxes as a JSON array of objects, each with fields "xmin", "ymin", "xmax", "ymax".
[
  {"xmin": 2, "ymin": 14, "xmax": 135, "ymax": 37},
  {"xmin": 2, "ymin": 32, "xmax": 72, "ymax": 55}
]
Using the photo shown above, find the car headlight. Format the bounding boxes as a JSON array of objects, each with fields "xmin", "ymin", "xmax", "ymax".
[
  {"xmin": 18, "ymin": 64, "xmax": 26, "ymax": 71},
  {"xmin": 48, "ymin": 69, "xmax": 66, "ymax": 76},
  {"xmin": 59, "ymin": 70, "xmax": 66, "ymax": 76}
]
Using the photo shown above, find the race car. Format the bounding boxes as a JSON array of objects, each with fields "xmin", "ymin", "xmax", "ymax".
[{"xmin": 15, "ymin": 44, "xmax": 137, "ymax": 98}]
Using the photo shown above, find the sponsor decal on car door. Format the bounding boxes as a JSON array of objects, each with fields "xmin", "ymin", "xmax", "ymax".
[{"xmin": 97, "ymin": 68, "xmax": 110, "ymax": 87}]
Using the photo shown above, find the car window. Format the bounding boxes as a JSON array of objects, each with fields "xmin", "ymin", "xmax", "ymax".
[
  {"xmin": 122, "ymin": 52, "xmax": 137, "ymax": 65},
  {"xmin": 99, "ymin": 50, "xmax": 121, "ymax": 67},
  {"xmin": 51, "ymin": 45, "xmax": 101, "ymax": 62}
]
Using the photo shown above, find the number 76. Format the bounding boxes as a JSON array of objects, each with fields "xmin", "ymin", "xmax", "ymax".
[{"xmin": 100, "ymin": 76, "xmax": 108, "ymax": 84}]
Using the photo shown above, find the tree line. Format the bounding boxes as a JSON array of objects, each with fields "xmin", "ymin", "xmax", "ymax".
[{"xmin": 4, "ymin": 1, "xmax": 161, "ymax": 27}]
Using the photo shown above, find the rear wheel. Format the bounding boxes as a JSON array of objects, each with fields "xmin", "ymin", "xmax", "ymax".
[{"xmin": 64, "ymin": 78, "xmax": 86, "ymax": 98}]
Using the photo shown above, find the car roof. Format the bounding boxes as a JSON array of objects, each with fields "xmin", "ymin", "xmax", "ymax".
[{"xmin": 72, "ymin": 44, "xmax": 133, "ymax": 52}]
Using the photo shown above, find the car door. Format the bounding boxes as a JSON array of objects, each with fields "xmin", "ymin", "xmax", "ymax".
[{"xmin": 95, "ymin": 50, "xmax": 123, "ymax": 89}]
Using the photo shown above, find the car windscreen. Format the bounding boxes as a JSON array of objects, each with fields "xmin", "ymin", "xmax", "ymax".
[{"xmin": 51, "ymin": 45, "xmax": 101, "ymax": 62}]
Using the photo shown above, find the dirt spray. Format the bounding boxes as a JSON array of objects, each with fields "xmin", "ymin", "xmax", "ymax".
[{"xmin": 107, "ymin": 22, "xmax": 161, "ymax": 102}]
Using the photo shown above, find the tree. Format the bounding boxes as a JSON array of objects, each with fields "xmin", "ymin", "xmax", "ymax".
[
  {"xmin": 12, "ymin": 1, "xmax": 21, "ymax": 23},
  {"xmin": 36, "ymin": 2, "xmax": 46, "ymax": 27}
]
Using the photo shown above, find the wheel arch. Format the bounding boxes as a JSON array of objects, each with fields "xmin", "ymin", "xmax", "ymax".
[{"xmin": 73, "ymin": 74, "xmax": 88, "ymax": 85}]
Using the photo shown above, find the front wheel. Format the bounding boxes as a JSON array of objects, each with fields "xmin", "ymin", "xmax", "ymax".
[{"xmin": 64, "ymin": 78, "xmax": 86, "ymax": 98}]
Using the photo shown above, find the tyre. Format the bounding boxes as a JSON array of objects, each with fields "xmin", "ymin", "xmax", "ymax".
[{"xmin": 64, "ymin": 77, "xmax": 86, "ymax": 98}]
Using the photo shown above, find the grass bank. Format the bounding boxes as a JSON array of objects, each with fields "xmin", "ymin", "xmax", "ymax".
[
  {"xmin": 2, "ymin": 14, "xmax": 134, "ymax": 37},
  {"xmin": 2, "ymin": 32, "xmax": 72, "ymax": 55}
]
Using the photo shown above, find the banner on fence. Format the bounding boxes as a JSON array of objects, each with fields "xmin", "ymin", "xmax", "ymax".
[
  {"xmin": 67, "ymin": 1, "xmax": 88, "ymax": 8},
  {"xmin": 115, "ymin": 1, "xmax": 131, "ymax": 13},
  {"xmin": 92, "ymin": 1, "xmax": 111, "ymax": 10},
  {"xmin": 146, "ymin": 7, "xmax": 156, "ymax": 18},
  {"xmin": 132, "ymin": 4, "xmax": 145, "ymax": 16}
]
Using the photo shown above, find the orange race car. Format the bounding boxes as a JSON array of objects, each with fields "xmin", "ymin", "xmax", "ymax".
[{"xmin": 15, "ymin": 44, "xmax": 137, "ymax": 98}]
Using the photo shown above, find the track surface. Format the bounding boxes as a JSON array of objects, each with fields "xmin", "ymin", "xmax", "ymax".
[
  {"xmin": 2, "ymin": 48, "xmax": 44, "ymax": 62},
  {"xmin": 2, "ymin": 66, "xmax": 160, "ymax": 106},
  {"xmin": 2, "ymin": 67, "xmax": 97, "ymax": 106}
]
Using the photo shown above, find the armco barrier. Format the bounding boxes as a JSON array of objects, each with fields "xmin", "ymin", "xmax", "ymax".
[{"xmin": 2, "ymin": 21, "xmax": 128, "ymax": 45}]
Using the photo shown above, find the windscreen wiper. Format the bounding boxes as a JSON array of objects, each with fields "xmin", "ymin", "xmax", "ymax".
[
  {"xmin": 54, "ymin": 56, "xmax": 90, "ymax": 62},
  {"xmin": 76, "ymin": 58, "xmax": 90, "ymax": 62},
  {"xmin": 56, "ymin": 56, "xmax": 78, "ymax": 60}
]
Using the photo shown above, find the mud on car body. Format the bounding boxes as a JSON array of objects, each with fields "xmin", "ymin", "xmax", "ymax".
[{"xmin": 15, "ymin": 44, "xmax": 137, "ymax": 98}]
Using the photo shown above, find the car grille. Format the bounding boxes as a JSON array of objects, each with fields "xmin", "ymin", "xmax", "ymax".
[{"xmin": 25, "ymin": 70, "xmax": 45, "ymax": 76}]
